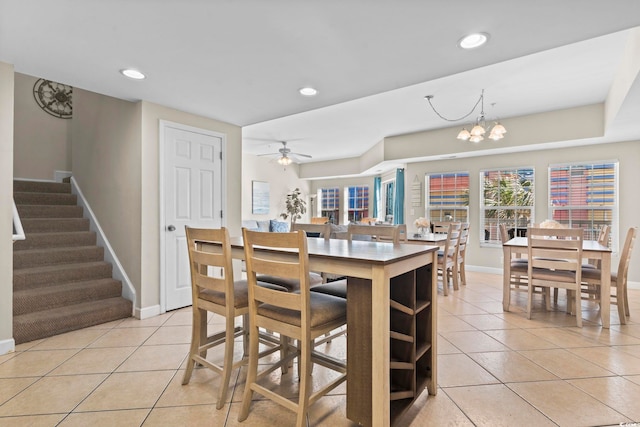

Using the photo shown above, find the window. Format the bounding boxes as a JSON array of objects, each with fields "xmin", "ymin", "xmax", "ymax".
[
  {"xmin": 481, "ymin": 167, "xmax": 534, "ymax": 244},
  {"xmin": 320, "ymin": 187, "xmax": 340, "ymax": 224},
  {"xmin": 346, "ymin": 185, "xmax": 369, "ymax": 223},
  {"xmin": 426, "ymin": 172, "xmax": 469, "ymax": 223},
  {"xmin": 549, "ymin": 161, "xmax": 617, "ymax": 247},
  {"xmin": 383, "ymin": 180, "xmax": 395, "ymax": 223}
]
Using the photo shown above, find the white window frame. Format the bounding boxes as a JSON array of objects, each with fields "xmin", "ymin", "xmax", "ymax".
[{"xmin": 480, "ymin": 166, "xmax": 535, "ymax": 247}]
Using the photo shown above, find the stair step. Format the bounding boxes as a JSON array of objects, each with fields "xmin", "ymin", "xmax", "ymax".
[
  {"xmin": 21, "ymin": 218, "xmax": 90, "ymax": 233},
  {"xmin": 13, "ymin": 297, "xmax": 133, "ymax": 344},
  {"xmin": 13, "ymin": 191, "xmax": 77, "ymax": 206},
  {"xmin": 13, "ymin": 261, "xmax": 114, "ymax": 291},
  {"xmin": 13, "ymin": 231, "xmax": 97, "ymax": 251},
  {"xmin": 13, "ymin": 180, "xmax": 71, "ymax": 194},
  {"xmin": 13, "ymin": 245, "xmax": 105, "ymax": 270},
  {"xmin": 17, "ymin": 205, "xmax": 83, "ymax": 218},
  {"xmin": 13, "ymin": 278, "xmax": 123, "ymax": 316}
]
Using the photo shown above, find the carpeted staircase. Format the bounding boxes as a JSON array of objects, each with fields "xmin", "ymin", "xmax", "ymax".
[{"xmin": 13, "ymin": 180, "xmax": 132, "ymax": 344}]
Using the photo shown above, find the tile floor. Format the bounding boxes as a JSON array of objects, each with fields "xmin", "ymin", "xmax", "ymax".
[{"xmin": 1, "ymin": 271, "xmax": 640, "ymax": 427}]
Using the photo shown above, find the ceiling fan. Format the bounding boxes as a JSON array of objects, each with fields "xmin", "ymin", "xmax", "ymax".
[{"xmin": 258, "ymin": 141, "xmax": 312, "ymax": 165}]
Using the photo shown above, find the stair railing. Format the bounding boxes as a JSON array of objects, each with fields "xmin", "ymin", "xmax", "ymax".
[{"xmin": 12, "ymin": 199, "xmax": 25, "ymax": 243}]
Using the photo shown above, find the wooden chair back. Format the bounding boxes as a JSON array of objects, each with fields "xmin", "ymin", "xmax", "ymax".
[
  {"xmin": 347, "ymin": 223, "xmax": 400, "ymax": 244},
  {"xmin": 587, "ymin": 224, "xmax": 611, "ymax": 268},
  {"xmin": 311, "ymin": 217, "xmax": 329, "ymax": 224},
  {"xmin": 527, "ymin": 227, "xmax": 584, "ymax": 326},
  {"xmin": 243, "ymin": 229, "xmax": 311, "ymax": 330},
  {"xmin": 442, "ymin": 225, "xmax": 461, "ymax": 261},
  {"xmin": 617, "ymin": 226, "xmax": 637, "ymax": 290},
  {"xmin": 291, "ymin": 222, "xmax": 331, "ymax": 240},
  {"xmin": 457, "ymin": 223, "xmax": 470, "ymax": 258},
  {"xmin": 185, "ymin": 226, "xmax": 235, "ymax": 310},
  {"xmin": 432, "ymin": 221, "xmax": 450, "ymax": 234}
]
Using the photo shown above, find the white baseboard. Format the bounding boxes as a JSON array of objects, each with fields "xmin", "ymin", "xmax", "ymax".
[
  {"xmin": 136, "ymin": 305, "xmax": 161, "ymax": 320},
  {"xmin": 0, "ymin": 338, "xmax": 15, "ymax": 356},
  {"xmin": 70, "ymin": 177, "xmax": 137, "ymax": 315}
]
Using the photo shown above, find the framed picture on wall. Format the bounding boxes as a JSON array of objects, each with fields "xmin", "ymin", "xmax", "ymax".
[{"xmin": 252, "ymin": 181, "xmax": 270, "ymax": 214}]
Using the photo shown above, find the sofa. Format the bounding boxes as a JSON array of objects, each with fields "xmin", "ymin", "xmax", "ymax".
[{"xmin": 241, "ymin": 219, "xmax": 290, "ymax": 233}]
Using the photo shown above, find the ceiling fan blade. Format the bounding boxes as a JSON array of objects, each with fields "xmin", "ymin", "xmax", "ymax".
[
  {"xmin": 290, "ymin": 152, "xmax": 312, "ymax": 158},
  {"xmin": 257, "ymin": 152, "xmax": 279, "ymax": 157}
]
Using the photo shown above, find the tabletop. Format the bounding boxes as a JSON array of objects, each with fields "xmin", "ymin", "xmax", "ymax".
[{"xmin": 229, "ymin": 236, "xmax": 439, "ymax": 264}]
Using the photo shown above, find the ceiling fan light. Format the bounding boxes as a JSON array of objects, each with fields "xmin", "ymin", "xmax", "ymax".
[
  {"xmin": 469, "ymin": 135, "xmax": 484, "ymax": 143},
  {"xmin": 457, "ymin": 128, "xmax": 471, "ymax": 140},
  {"xmin": 470, "ymin": 124, "xmax": 485, "ymax": 136},
  {"xmin": 278, "ymin": 155, "xmax": 292, "ymax": 165}
]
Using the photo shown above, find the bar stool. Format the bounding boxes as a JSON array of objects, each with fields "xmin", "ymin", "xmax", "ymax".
[
  {"xmin": 182, "ymin": 227, "xmax": 286, "ymax": 409},
  {"xmin": 239, "ymin": 229, "xmax": 347, "ymax": 427}
]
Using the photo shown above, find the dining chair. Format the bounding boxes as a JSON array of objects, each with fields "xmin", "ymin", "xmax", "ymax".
[
  {"xmin": 437, "ymin": 224, "xmax": 460, "ymax": 296},
  {"xmin": 585, "ymin": 224, "xmax": 611, "ymax": 269},
  {"xmin": 432, "ymin": 221, "xmax": 450, "ymax": 234},
  {"xmin": 291, "ymin": 222, "xmax": 331, "ymax": 240},
  {"xmin": 239, "ymin": 229, "xmax": 347, "ymax": 427},
  {"xmin": 254, "ymin": 223, "xmax": 326, "ymax": 292},
  {"xmin": 500, "ymin": 223, "xmax": 529, "ymax": 292},
  {"xmin": 347, "ymin": 223, "xmax": 401, "ymax": 243},
  {"xmin": 310, "ymin": 216, "xmax": 329, "ymax": 224},
  {"xmin": 581, "ymin": 226, "xmax": 637, "ymax": 324},
  {"xmin": 182, "ymin": 227, "xmax": 286, "ymax": 409},
  {"xmin": 456, "ymin": 222, "xmax": 470, "ymax": 286},
  {"xmin": 526, "ymin": 227, "xmax": 584, "ymax": 327}
]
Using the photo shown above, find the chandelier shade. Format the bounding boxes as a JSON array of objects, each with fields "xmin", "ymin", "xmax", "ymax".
[{"xmin": 425, "ymin": 89, "xmax": 507, "ymax": 143}]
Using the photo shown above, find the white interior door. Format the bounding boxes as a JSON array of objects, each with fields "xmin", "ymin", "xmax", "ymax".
[{"xmin": 162, "ymin": 123, "xmax": 224, "ymax": 311}]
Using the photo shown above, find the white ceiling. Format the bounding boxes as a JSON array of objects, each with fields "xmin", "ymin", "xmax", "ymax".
[{"xmin": 2, "ymin": 1, "xmax": 640, "ymax": 169}]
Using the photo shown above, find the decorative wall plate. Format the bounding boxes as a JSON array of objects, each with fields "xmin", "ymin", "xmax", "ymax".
[{"xmin": 33, "ymin": 79, "xmax": 73, "ymax": 119}]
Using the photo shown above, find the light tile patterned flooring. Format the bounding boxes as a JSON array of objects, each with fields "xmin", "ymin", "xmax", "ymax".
[{"xmin": 1, "ymin": 271, "xmax": 640, "ymax": 426}]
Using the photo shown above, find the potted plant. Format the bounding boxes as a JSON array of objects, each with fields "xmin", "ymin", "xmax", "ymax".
[{"xmin": 280, "ymin": 188, "xmax": 307, "ymax": 226}]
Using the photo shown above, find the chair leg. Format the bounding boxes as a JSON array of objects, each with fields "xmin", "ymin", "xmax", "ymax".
[
  {"xmin": 459, "ymin": 261, "xmax": 467, "ymax": 286},
  {"xmin": 216, "ymin": 312, "xmax": 236, "ymax": 409},
  {"xmin": 182, "ymin": 307, "xmax": 206, "ymax": 385},
  {"xmin": 573, "ymin": 289, "xmax": 583, "ymax": 327},
  {"xmin": 295, "ymin": 340, "xmax": 312, "ymax": 427},
  {"xmin": 238, "ymin": 321, "xmax": 260, "ymax": 422},
  {"xmin": 527, "ymin": 284, "xmax": 533, "ymax": 320},
  {"xmin": 452, "ymin": 263, "xmax": 460, "ymax": 291},
  {"xmin": 439, "ymin": 268, "xmax": 448, "ymax": 296}
]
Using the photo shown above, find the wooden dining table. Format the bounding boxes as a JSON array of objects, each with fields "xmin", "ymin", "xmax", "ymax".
[
  {"xmin": 226, "ymin": 236, "xmax": 439, "ymax": 427},
  {"xmin": 502, "ymin": 236, "xmax": 612, "ymax": 328}
]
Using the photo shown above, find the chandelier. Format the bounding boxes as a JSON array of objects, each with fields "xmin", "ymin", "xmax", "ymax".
[{"xmin": 425, "ymin": 89, "xmax": 507, "ymax": 143}]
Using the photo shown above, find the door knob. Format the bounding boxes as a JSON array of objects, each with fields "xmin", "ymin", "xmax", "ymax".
[{"xmin": 167, "ymin": 225, "xmax": 176, "ymax": 232}]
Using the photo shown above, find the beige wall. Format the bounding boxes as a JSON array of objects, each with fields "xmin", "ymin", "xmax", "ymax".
[
  {"xmin": 14, "ymin": 73, "xmax": 71, "ymax": 180},
  {"xmin": 242, "ymin": 154, "xmax": 311, "ymax": 224},
  {"xmin": 140, "ymin": 101, "xmax": 242, "ymax": 313},
  {"xmin": 0, "ymin": 62, "xmax": 15, "ymax": 351},
  {"xmin": 71, "ymin": 89, "xmax": 143, "ymax": 303}
]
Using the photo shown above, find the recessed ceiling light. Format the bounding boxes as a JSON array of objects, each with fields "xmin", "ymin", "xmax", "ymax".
[
  {"xmin": 120, "ymin": 69, "xmax": 146, "ymax": 80},
  {"xmin": 458, "ymin": 33, "xmax": 489, "ymax": 49},
  {"xmin": 299, "ymin": 87, "xmax": 318, "ymax": 96}
]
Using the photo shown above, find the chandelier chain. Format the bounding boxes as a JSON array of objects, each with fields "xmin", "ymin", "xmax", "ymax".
[{"xmin": 425, "ymin": 90, "xmax": 484, "ymax": 123}]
